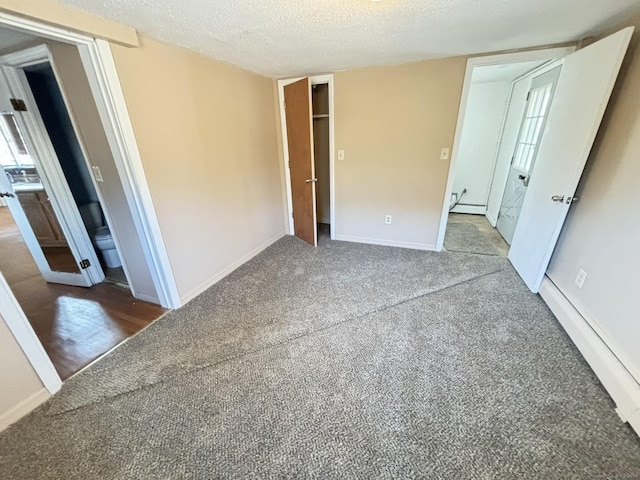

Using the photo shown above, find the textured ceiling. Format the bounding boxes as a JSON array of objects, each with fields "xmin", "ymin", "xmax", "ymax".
[{"xmin": 56, "ymin": 0, "xmax": 640, "ymax": 78}]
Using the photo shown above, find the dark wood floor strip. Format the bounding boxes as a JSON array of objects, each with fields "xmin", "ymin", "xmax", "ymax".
[{"xmin": 0, "ymin": 206, "xmax": 166, "ymax": 380}]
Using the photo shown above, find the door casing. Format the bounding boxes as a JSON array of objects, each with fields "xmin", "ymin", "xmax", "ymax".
[
  {"xmin": 0, "ymin": 11, "xmax": 180, "ymax": 308},
  {"xmin": 278, "ymin": 74, "xmax": 336, "ymax": 240},
  {"xmin": 436, "ymin": 46, "xmax": 575, "ymax": 252},
  {"xmin": 0, "ymin": 48, "xmax": 106, "ymax": 286},
  {"xmin": 0, "ymin": 10, "xmax": 181, "ymax": 396}
]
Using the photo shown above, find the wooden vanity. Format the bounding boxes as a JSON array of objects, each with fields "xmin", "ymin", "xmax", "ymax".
[{"xmin": 14, "ymin": 184, "xmax": 67, "ymax": 247}]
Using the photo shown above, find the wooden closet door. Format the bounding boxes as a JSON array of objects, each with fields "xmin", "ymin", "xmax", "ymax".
[{"xmin": 284, "ymin": 78, "xmax": 317, "ymax": 246}]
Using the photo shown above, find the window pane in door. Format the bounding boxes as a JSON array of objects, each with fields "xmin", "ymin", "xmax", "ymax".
[{"xmin": 512, "ymin": 83, "xmax": 553, "ymax": 172}]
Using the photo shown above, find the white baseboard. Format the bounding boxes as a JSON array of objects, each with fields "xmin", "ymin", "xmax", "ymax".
[
  {"xmin": 539, "ymin": 277, "xmax": 640, "ymax": 436},
  {"xmin": 0, "ymin": 388, "xmax": 50, "ymax": 433},
  {"xmin": 179, "ymin": 230, "xmax": 286, "ymax": 305},
  {"xmin": 485, "ymin": 211, "xmax": 497, "ymax": 227},
  {"xmin": 133, "ymin": 292, "xmax": 162, "ymax": 305},
  {"xmin": 450, "ymin": 205, "xmax": 486, "ymax": 215},
  {"xmin": 334, "ymin": 234, "xmax": 436, "ymax": 251}
]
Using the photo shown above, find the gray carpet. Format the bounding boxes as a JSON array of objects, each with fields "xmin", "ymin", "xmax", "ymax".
[
  {"xmin": 1, "ymin": 231, "xmax": 640, "ymax": 478},
  {"xmin": 444, "ymin": 222, "xmax": 500, "ymax": 256}
]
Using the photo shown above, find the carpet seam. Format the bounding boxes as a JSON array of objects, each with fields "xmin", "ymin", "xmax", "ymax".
[{"xmin": 46, "ymin": 265, "xmax": 507, "ymax": 417}]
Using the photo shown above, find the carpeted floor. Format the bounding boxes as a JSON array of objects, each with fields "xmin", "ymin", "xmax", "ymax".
[{"xmin": 1, "ymin": 228, "xmax": 640, "ymax": 478}]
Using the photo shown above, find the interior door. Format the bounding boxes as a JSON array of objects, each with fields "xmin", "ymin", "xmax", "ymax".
[
  {"xmin": 284, "ymin": 78, "xmax": 317, "ymax": 246},
  {"xmin": 0, "ymin": 65, "xmax": 104, "ymax": 287},
  {"xmin": 509, "ymin": 27, "xmax": 634, "ymax": 292},
  {"xmin": 496, "ymin": 66, "xmax": 562, "ymax": 244}
]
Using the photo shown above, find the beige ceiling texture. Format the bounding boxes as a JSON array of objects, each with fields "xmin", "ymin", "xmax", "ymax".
[{"xmin": 57, "ymin": 0, "xmax": 640, "ymax": 78}]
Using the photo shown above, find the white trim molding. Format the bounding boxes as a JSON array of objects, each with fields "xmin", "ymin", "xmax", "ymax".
[
  {"xmin": 450, "ymin": 205, "xmax": 487, "ymax": 215},
  {"xmin": 278, "ymin": 74, "xmax": 336, "ymax": 241},
  {"xmin": 0, "ymin": 388, "xmax": 50, "ymax": 433},
  {"xmin": 80, "ymin": 39, "xmax": 180, "ymax": 308},
  {"xmin": 0, "ymin": 273, "xmax": 62, "ymax": 394},
  {"xmin": 334, "ymin": 234, "xmax": 436, "ymax": 251},
  {"xmin": 179, "ymin": 230, "xmax": 287, "ymax": 306},
  {"xmin": 0, "ymin": 9, "xmax": 181, "ymax": 401},
  {"xmin": 539, "ymin": 277, "xmax": 640, "ymax": 436},
  {"xmin": 0, "ymin": 10, "xmax": 180, "ymax": 308},
  {"xmin": 435, "ymin": 46, "xmax": 576, "ymax": 252}
]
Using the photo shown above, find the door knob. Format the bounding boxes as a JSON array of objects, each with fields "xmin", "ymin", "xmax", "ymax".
[
  {"xmin": 566, "ymin": 196, "xmax": 580, "ymax": 204},
  {"xmin": 551, "ymin": 195, "xmax": 565, "ymax": 203},
  {"xmin": 0, "ymin": 192, "xmax": 15, "ymax": 198},
  {"xmin": 305, "ymin": 178, "xmax": 318, "ymax": 183},
  {"xmin": 518, "ymin": 174, "xmax": 531, "ymax": 187}
]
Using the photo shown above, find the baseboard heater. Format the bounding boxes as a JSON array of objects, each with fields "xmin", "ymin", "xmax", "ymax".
[{"xmin": 539, "ymin": 276, "xmax": 640, "ymax": 436}]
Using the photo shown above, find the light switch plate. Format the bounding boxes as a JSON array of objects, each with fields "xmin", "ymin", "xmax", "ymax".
[
  {"xmin": 92, "ymin": 165, "xmax": 104, "ymax": 182},
  {"xmin": 440, "ymin": 148, "xmax": 450, "ymax": 160},
  {"xmin": 338, "ymin": 149, "xmax": 345, "ymax": 161}
]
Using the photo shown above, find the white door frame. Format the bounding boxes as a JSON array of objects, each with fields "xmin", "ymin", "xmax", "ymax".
[
  {"xmin": 485, "ymin": 58, "xmax": 565, "ymax": 227},
  {"xmin": 0, "ymin": 46, "xmax": 106, "ymax": 287},
  {"xmin": 0, "ymin": 12, "xmax": 180, "ymax": 308},
  {"xmin": 0, "ymin": 11, "xmax": 181, "ymax": 394},
  {"xmin": 0, "ymin": 272, "xmax": 62, "ymax": 395},
  {"xmin": 278, "ymin": 74, "xmax": 336, "ymax": 240},
  {"xmin": 435, "ymin": 46, "xmax": 575, "ymax": 251}
]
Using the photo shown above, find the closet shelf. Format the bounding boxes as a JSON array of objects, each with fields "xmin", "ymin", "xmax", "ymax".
[{"xmin": 312, "ymin": 114, "xmax": 330, "ymax": 119}]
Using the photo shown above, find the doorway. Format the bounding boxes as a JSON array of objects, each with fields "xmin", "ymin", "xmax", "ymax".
[
  {"xmin": 312, "ymin": 83, "xmax": 331, "ymax": 241},
  {"xmin": 440, "ymin": 28, "xmax": 632, "ymax": 293},
  {"xmin": 443, "ymin": 58, "xmax": 564, "ymax": 256},
  {"xmin": 0, "ymin": 25, "xmax": 168, "ymax": 381},
  {"xmin": 439, "ymin": 47, "xmax": 574, "ymax": 257},
  {"xmin": 279, "ymin": 74, "xmax": 335, "ymax": 246}
]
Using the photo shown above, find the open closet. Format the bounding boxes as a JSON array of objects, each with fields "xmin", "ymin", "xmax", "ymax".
[
  {"xmin": 280, "ymin": 75, "xmax": 335, "ymax": 247},
  {"xmin": 311, "ymin": 83, "xmax": 330, "ymax": 234}
]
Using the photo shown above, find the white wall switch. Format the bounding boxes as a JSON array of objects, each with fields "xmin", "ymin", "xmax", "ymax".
[
  {"xmin": 575, "ymin": 269, "xmax": 587, "ymax": 288},
  {"xmin": 338, "ymin": 149, "xmax": 345, "ymax": 161},
  {"xmin": 440, "ymin": 148, "xmax": 450, "ymax": 160},
  {"xmin": 92, "ymin": 165, "xmax": 104, "ymax": 182},
  {"xmin": 384, "ymin": 214, "xmax": 392, "ymax": 225}
]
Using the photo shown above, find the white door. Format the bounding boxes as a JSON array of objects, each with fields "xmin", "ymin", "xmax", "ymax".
[
  {"xmin": 509, "ymin": 27, "xmax": 634, "ymax": 293},
  {"xmin": 0, "ymin": 66, "xmax": 104, "ymax": 287},
  {"xmin": 496, "ymin": 66, "xmax": 562, "ymax": 244}
]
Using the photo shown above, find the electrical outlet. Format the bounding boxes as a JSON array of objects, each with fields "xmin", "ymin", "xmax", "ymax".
[
  {"xmin": 384, "ymin": 214, "xmax": 392, "ymax": 225},
  {"xmin": 440, "ymin": 148, "xmax": 450, "ymax": 160},
  {"xmin": 575, "ymin": 269, "xmax": 587, "ymax": 288},
  {"xmin": 338, "ymin": 149, "xmax": 345, "ymax": 161}
]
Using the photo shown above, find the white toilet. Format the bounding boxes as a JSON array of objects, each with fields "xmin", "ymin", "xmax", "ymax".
[{"xmin": 79, "ymin": 202, "xmax": 122, "ymax": 269}]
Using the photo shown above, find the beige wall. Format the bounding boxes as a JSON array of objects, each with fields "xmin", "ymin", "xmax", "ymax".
[
  {"xmin": 547, "ymin": 14, "xmax": 640, "ymax": 379},
  {"xmin": 110, "ymin": 37, "xmax": 284, "ymax": 300},
  {"xmin": 0, "ymin": 311, "xmax": 45, "ymax": 426},
  {"xmin": 48, "ymin": 41, "xmax": 159, "ymax": 302},
  {"xmin": 333, "ymin": 58, "xmax": 466, "ymax": 247}
]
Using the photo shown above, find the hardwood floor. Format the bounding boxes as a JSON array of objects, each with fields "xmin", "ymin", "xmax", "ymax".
[{"xmin": 0, "ymin": 206, "xmax": 166, "ymax": 380}]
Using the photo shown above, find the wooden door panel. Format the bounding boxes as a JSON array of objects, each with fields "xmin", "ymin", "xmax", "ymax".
[{"xmin": 284, "ymin": 78, "xmax": 317, "ymax": 246}]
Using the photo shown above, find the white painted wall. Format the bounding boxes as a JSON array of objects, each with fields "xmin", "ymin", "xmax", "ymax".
[
  {"xmin": 451, "ymin": 81, "xmax": 511, "ymax": 211},
  {"xmin": 485, "ymin": 77, "xmax": 529, "ymax": 225},
  {"xmin": 546, "ymin": 77, "xmax": 640, "ymax": 384}
]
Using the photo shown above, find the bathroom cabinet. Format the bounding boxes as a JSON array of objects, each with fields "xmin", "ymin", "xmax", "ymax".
[{"xmin": 16, "ymin": 190, "xmax": 67, "ymax": 247}]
